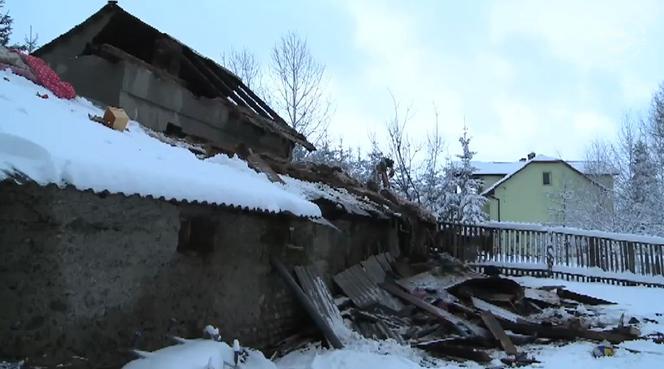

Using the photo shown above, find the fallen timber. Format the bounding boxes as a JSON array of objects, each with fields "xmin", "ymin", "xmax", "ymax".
[{"xmin": 272, "ymin": 251, "xmax": 657, "ymax": 363}]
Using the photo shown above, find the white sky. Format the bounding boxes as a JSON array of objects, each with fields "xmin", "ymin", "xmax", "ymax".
[{"xmin": 7, "ymin": 0, "xmax": 664, "ymax": 161}]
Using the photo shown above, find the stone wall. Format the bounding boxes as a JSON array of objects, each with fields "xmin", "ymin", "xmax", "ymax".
[{"xmin": 0, "ymin": 183, "xmax": 398, "ymax": 367}]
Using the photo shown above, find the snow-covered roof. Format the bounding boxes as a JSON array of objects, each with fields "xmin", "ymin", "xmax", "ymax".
[
  {"xmin": 280, "ymin": 176, "xmax": 394, "ymax": 219},
  {"xmin": 472, "ymin": 156, "xmax": 615, "ymax": 176},
  {"xmin": 0, "ymin": 69, "xmax": 321, "ymax": 218},
  {"xmin": 480, "ymin": 155, "xmax": 607, "ymax": 196}
]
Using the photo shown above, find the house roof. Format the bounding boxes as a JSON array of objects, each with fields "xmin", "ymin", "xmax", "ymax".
[
  {"xmin": 34, "ymin": 2, "xmax": 315, "ymax": 152},
  {"xmin": 472, "ymin": 156, "xmax": 616, "ymax": 176},
  {"xmin": 481, "ymin": 155, "xmax": 608, "ymax": 196},
  {"xmin": 0, "ymin": 69, "xmax": 320, "ymax": 218}
]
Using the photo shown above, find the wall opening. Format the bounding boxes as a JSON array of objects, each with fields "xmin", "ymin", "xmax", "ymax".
[
  {"xmin": 542, "ymin": 172, "xmax": 551, "ymax": 185},
  {"xmin": 165, "ymin": 122, "xmax": 186, "ymax": 138},
  {"xmin": 177, "ymin": 217, "xmax": 216, "ymax": 255}
]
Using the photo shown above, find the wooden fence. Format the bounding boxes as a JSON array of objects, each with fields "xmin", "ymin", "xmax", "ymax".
[{"xmin": 438, "ymin": 222, "xmax": 664, "ymax": 287}]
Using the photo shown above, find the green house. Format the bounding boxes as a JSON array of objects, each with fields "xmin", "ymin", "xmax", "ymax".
[{"xmin": 472, "ymin": 154, "xmax": 615, "ymax": 223}]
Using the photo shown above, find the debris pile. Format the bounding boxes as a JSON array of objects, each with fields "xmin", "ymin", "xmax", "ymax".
[{"xmin": 274, "ymin": 252, "xmax": 657, "ymax": 365}]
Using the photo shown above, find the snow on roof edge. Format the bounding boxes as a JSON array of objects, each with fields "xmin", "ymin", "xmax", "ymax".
[{"xmin": 480, "ymin": 156, "xmax": 609, "ymax": 196}]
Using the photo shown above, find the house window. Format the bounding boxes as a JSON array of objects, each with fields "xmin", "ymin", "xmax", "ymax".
[
  {"xmin": 177, "ymin": 217, "xmax": 216, "ymax": 255},
  {"xmin": 542, "ymin": 172, "xmax": 551, "ymax": 185}
]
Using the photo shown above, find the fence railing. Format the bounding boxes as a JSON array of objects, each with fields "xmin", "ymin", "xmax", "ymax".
[{"xmin": 438, "ymin": 222, "xmax": 664, "ymax": 284}]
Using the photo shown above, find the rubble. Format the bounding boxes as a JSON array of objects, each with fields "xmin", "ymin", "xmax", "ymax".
[{"xmin": 273, "ymin": 251, "xmax": 661, "ymax": 364}]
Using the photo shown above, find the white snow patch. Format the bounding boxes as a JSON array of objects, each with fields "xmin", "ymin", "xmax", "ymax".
[
  {"xmin": 0, "ymin": 69, "xmax": 320, "ymax": 218},
  {"xmin": 122, "ymin": 339, "xmax": 276, "ymax": 369}
]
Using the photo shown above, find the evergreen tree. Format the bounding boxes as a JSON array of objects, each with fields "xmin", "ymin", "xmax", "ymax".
[
  {"xmin": 649, "ymin": 83, "xmax": 664, "ymax": 171},
  {"xmin": 454, "ymin": 128, "xmax": 487, "ymax": 224},
  {"xmin": 0, "ymin": 0, "xmax": 12, "ymax": 47},
  {"xmin": 436, "ymin": 128, "xmax": 486, "ymax": 224},
  {"xmin": 625, "ymin": 139, "xmax": 659, "ymax": 233}
]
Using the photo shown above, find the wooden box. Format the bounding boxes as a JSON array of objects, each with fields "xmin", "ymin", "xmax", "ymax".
[{"xmin": 103, "ymin": 107, "xmax": 129, "ymax": 131}]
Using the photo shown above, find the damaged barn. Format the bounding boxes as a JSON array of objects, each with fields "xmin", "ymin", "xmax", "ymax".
[{"xmin": 0, "ymin": 4, "xmax": 435, "ymax": 367}]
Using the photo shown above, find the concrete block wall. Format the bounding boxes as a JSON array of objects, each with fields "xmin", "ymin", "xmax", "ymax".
[{"xmin": 0, "ymin": 183, "xmax": 399, "ymax": 367}]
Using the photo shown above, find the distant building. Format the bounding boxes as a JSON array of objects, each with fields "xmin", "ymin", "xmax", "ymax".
[{"xmin": 473, "ymin": 154, "xmax": 615, "ymax": 223}]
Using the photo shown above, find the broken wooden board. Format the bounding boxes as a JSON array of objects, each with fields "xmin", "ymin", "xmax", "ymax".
[
  {"xmin": 270, "ymin": 257, "xmax": 343, "ymax": 349},
  {"xmin": 417, "ymin": 340, "xmax": 492, "ymax": 363},
  {"xmin": 479, "ymin": 311, "xmax": 518, "ymax": 355},
  {"xmin": 334, "ymin": 265, "xmax": 404, "ymax": 311},
  {"xmin": 294, "ymin": 265, "xmax": 349, "ymax": 340},
  {"xmin": 501, "ymin": 320, "xmax": 640, "ymax": 344},
  {"xmin": 556, "ymin": 288, "xmax": 615, "ymax": 305},
  {"xmin": 247, "ymin": 152, "xmax": 285, "ymax": 184},
  {"xmin": 471, "ymin": 296, "xmax": 535, "ymax": 325},
  {"xmin": 524, "ymin": 288, "xmax": 561, "ymax": 306},
  {"xmin": 396, "ymin": 271, "xmax": 474, "ymax": 294},
  {"xmin": 353, "ymin": 310, "xmax": 405, "ymax": 344},
  {"xmin": 381, "ymin": 282, "xmax": 490, "ymax": 339}
]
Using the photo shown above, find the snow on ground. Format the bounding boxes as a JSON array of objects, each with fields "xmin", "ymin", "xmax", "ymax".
[
  {"xmin": 113, "ymin": 278, "xmax": 664, "ymax": 369},
  {"xmin": 512, "ymin": 277, "xmax": 664, "ymax": 336},
  {"xmin": 276, "ymin": 339, "xmax": 478, "ymax": 369},
  {"xmin": 0, "ymin": 69, "xmax": 320, "ymax": 217},
  {"xmin": 123, "ymin": 339, "xmax": 276, "ymax": 369}
]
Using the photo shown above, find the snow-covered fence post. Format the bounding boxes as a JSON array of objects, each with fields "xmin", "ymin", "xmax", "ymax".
[{"xmin": 546, "ymin": 230, "xmax": 554, "ymax": 276}]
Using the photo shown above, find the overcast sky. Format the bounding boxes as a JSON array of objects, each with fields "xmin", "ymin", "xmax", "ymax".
[{"xmin": 7, "ymin": 0, "xmax": 664, "ymax": 161}]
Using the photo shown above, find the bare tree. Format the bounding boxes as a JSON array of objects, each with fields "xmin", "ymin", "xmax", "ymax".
[
  {"xmin": 385, "ymin": 94, "xmax": 421, "ymax": 203},
  {"xmin": 271, "ymin": 32, "xmax": 330, "ymax": 147},
  {"xmin": 221, "ymin": 48, "xmax": 261, "ymax": 89},
  {"xmin": 419, "ymin": 105, "xmax": 445, "ymax": 210},
  {"xmin": 22, "ymin": 25, "xmax": 38, "ymax": 53}
]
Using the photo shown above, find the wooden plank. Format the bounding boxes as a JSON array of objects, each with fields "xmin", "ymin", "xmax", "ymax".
[
  {"xmin": 417, "ymin": 340, "xmax": 492, "ymax": 363},
  {"xmin": 471, "ymin": 297, "xmax": 535, "ymax": 324},
  {"xmin": 479, "ymin": 311, "xmax": 518, "ymax": 355},
  {"xmin": 270, "ymin": 257, "xmax": 343, "ymax": 349},
  {"xmin": 556, "ymin": 288, "xmax": 615, "ymax": 305},
  {"xmin": 381, "ymin": 282, "xmax": 490, "ymax": 338},
  {"xmin": 524, "ymin": 288, "xmax": 561, "ymax": 306},
  {"xmin": 564, "ymin": 235, "xmax": 570, "ymax": 267},
  {"xmin": 639, "ymin": 243, "xmax": 646, "ymax": 274}
]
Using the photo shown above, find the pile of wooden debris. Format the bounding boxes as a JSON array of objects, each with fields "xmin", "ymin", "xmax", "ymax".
[{"xmin": 272, "ymin": 253, "xmax": 649, "ymax": 366}]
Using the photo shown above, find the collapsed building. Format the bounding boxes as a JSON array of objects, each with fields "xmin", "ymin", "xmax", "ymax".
[{"xmin": 0, "ymin": 2, "xmax": 435, "ymax": 368}]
